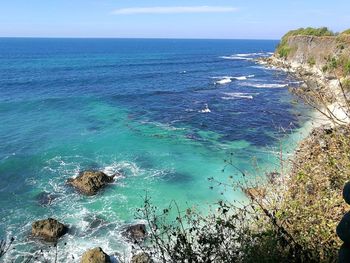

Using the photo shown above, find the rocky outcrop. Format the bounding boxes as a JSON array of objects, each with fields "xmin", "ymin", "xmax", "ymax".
[
  {"xmin": 122, "ymin": 224, "xmax": 147, "ymax": 241},
  {"xmin": 32, "ymin": 218, "xmax": 67, "ymax": 242},
  {"xmin": 67, "ymin": 171, "xmax": 115, "ymax": 195},
  {"xmin": 81, "ymin": 247, "xmax": 110, "ymax": 263},
  {"xmin": 131, "ymin": 252, "xmax": 152, "ymax": 263}
]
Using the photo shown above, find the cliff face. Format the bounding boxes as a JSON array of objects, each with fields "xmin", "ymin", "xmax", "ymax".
[
  {"xmin": 284, "ymin": 35, "xmax": 349, "ymax": 67},
  {"xmin": 261, "ymin": 31, "xmax": 350, "ymax": 124},
  {"xmin": 274, "ymin": 34, "xmax": 350, "ymax": 79}
]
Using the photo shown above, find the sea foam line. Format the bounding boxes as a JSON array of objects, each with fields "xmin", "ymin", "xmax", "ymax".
[
  {"xmin": 221, "ymin": 92, "xmax": 256, "ymax": 100},
  {"xmin": 213, "ymin": 75, "xmax": 255, "ymax": 85}
]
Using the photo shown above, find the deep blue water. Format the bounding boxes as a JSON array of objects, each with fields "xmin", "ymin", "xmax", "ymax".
[{"xmin": 0, "ymin": 38, "xmax": 310, "ymax": 261}]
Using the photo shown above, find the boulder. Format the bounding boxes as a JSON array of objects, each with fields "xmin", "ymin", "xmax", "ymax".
[
  {"xmin": 81, "ymin": 247, "xmax": 110, "ymax": 263},
  {"xmin": 131, "ymin": 252, "xmax": 152, "ymax": 263},
  {"xmin": 122, "ymin": 224, "xmax": 147, "ymax": 241},
  {"xmin": 32, "ymin": 218, "xmax": 67, "ymax": 242},
  {"xmin": 343, "ymin": 182, "xmax": 350, "ymax": 205},
  {"xmin": 337, "ymin": 212, "xmax": 350, "ymax": 244},
  {"xmin": 67, "ymin": 171, "xmax": 115, "ymax": 195}
]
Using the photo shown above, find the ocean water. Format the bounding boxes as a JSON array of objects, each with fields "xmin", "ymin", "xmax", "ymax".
[{"xmin": 0, "ymin": 38, "xmax": 310, "ymax": 261}]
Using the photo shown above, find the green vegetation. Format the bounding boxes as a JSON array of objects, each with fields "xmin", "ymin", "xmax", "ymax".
[
  {"xmin": 307, "ymin": 57, "xmax": 316, "ymax": 67},
  {"xmin": 341, "ymin": 78, "xmax": 350, "ymax": 90},
  {"xmin": 341, "ymin": 29, "xmax": 350, "ymax": 35},
  {"xmin": 283, "ymin": 27, "xmax": 335, "ymax": 38},
  {"xmin": 345, "ymin": 60, "xmax": 350, "ymax": 75},
  {"xmin": 278, "ymin": 46, "xmax": 292, "ymax": 58},
  {"xmin": 323, "ymin": 55, "xmax": 350, "ymax": 76}
]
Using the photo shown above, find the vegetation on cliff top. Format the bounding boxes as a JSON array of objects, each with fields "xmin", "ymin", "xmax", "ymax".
[{"xmin": 341, "ymin": 29, "xmax": 350, "ymax": 35}]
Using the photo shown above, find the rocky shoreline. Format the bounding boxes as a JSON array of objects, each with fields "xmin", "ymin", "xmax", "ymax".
[{"xmin": 26, "ymin": 170, "xmax": 152, "ymax": 263}]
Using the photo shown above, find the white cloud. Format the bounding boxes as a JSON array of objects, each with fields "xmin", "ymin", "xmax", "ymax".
[{"xmin": 112, "ymin": 6, "xmax": 238, "ymax": 15}]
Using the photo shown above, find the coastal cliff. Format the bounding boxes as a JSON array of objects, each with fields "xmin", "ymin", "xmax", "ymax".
[{"xmin": 261, "ymin": 29, "xmax": 350, "ymax": 124}]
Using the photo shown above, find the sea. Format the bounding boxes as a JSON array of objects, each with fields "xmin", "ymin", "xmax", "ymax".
[{"xmin": 0, "ymin": 38, "xmax": 311, "ymax": 261}]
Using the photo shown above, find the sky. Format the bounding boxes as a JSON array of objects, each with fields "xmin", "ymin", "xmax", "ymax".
[{"xmin": 0, "ymin": 0, "xmax": 349, "ymax": 39}]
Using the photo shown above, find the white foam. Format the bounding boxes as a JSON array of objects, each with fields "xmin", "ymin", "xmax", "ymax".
[
  {"xmin": 244, "ymin": 83, "xmax": 289, "ymax": 88},
  {"xmin": 220, "ymin": 56, "xmax": 253, "ymax": 61},
  {"xmin": 215, "ymin": 77, "xmax": 232, "ymax": 85},
  {"xmin": 199, "ymin": 104, "xmax": 211, "ymax": 113},
  {"xmin": 213, "ymin": 75, "xmax": 254, "ymax": 85},
  {"xmin": 221, "ymin": 92, "xmax": 255, "ymax": 100},
  {"xmin": 220, "ymin": 52, "xmax": 272, "ymax": 61}
]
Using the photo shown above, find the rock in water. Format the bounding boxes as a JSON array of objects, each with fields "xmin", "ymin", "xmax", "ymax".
[
  {"xmin": 32, "ymin": 218, "xmax": 67, "ymax": 242},
  {"xmin": 337, "ymin": 212, "xmax": 350, "ymax": 244},
  {"xmin": 343, "ymin": 182, "xmax": 350, "ymax": 205},
  {"xmin": 36, "ymin": 191, "xmax": 58, "ymax": 206},
  {"xmin": 81, "ymin": 247, "xmax": 110, "ymax": 263},
  {"xmin": 67, "ymin": 171, "xmax": 115, "ymax": 195},
  {"xmin": 122, "ymin": 224, "xmax": 147, "ymax": 241},
  {"xmin": 131, "ymin": 252, "xmax": 152, "ymax": 263}
]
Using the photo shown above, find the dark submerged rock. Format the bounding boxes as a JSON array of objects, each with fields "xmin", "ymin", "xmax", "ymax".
[
  {"xmin": 122, "ymin": 224, "xmax": 147, "ymax": 241},
  {"xmin": 81, "ymin": 247, "xmax": 111, "ymax": 263},
  {"xmin": 31, "ymin": 218, "xmax": 67, "ymax": 242},
  {"xmin": 36, "ymin": 191, "xmax": 58, "ymax": 206},
  {"xmin": 131, "ymin": 252, "xmax": 152, "ymax": 263},
  {"xmin": 67, "ymin": 171, "xmax": 115, "ymax": 195}
]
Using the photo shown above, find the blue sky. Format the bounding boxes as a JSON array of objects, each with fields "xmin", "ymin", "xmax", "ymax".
[{"xmin": 0, "ymin": 0, "xmax": 349, "ymax": 39}]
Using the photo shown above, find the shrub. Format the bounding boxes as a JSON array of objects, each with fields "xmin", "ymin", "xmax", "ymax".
[
  {"xmin": 278, "ymin": 46, "xmax": 291, "ymax": 58},
  {"xmin": 345, "ymin": 60, "xmax": 350, "ymax": 75},
  {"xmin": 308, "ymin": 57, "xmax": 316, "ymax": 66},
  {"xmin": 341, "ymin": 78, "xmax": 350, "ymax": 90}
]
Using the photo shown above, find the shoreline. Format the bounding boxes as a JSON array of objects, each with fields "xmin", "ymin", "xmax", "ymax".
[{"xmin": 258, "ymin": 55, "xmax": 350, "ymax": 126}]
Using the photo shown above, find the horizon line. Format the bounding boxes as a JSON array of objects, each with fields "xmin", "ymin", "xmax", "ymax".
[{"xmin": 0, "ymin": 36, "xmax": 280, "ymax": 41}]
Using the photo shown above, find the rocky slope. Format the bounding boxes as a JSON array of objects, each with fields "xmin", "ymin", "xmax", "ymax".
[{"xmin": 261, "ymin": 32, "xmax": 350, "ymax": 124}]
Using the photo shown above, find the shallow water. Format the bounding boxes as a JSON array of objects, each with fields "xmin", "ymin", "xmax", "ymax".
[{"xmin": 0, "ymin": 38, "xmax": 310, "ymax": 261}]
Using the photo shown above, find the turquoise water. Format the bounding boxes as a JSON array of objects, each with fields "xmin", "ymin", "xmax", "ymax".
[{"xmin": 0, "ymin": 38, "xmax": 310, "ymax": 261}]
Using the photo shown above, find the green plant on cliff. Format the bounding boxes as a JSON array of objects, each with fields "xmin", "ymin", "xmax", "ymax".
[
  {"xmin": 278, "ymin": 46, "xmax": 291, "ymax": 58},
  {"xmin": 341, "ymin": 78, "xmax": 350, "ymax": 90},
  {"xmin": 308, "ymin": 57, "xmax": 316, "ymax": 67},
  {"xmin": 341, "ymin": 29, "xmax": 350, "ymax": 35}
]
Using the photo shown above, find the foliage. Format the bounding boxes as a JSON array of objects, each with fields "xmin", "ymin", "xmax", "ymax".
[
  {"xmin": 341, "ymin": 29, "xmax": 350, "ymax": 35},
  {"xmin": 278, "ymin": 46, "xmax": 291, "ymax": 58},
  {"xmin": 307, "ymin": 57, "xmax": 316, "ymax": 67},
  {"xmin": 283, "ymin": 27, "xmax": 335, "ymax": 38},
  {"xmin": 135, "ymin": 192, "xmax": 316, "ymax": 263},
  {"xmin": 342, "ymin": 78, "xmax": 350, "ymax": 90}
]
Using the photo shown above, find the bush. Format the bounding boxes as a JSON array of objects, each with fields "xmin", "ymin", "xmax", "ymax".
[
  {"xmin": 345, "ymin": 60, "xmax": 350, "ymax": 75},
  {"xmin": 278, "ymin": 46, "xmax": 291, "ymax": 58},
  {"xmin": 341, "ymin": 78, "xmax": 350, "ymax": 90},
  {"xmin": 308, "ymin": 57, "xmax": 316, "ymax": 66}
]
